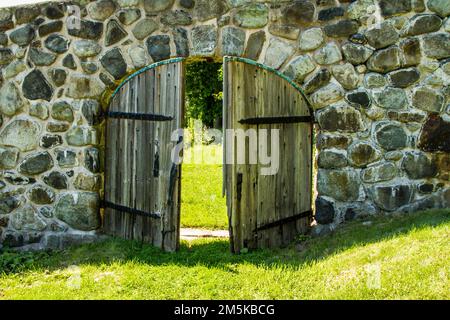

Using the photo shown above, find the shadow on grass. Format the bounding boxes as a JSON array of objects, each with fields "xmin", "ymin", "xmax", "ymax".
[{"xmin": 1, "ymin": 209, "xmax": 449, "ymax": 275}]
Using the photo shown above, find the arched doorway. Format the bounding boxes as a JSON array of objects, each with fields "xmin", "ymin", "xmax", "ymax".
[{"xmin": 103, "ymin": 57, "xmax": 312, "ymax": 253}]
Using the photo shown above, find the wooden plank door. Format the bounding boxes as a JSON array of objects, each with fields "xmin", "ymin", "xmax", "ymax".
[
  {"xmin": 223, "ymin": 57, "xmax": 312, "ymax": 253},
  {"xmin": 103, "ymin": 59, "xmax": 184, "ymax": 252}
]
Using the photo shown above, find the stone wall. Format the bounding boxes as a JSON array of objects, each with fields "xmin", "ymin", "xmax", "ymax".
[{"xmin": 0, "ymin": 0, "xmax": 449, "ymax": 248}]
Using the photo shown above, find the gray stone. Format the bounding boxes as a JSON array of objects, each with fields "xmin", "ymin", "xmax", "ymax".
[
  {"xmin": 68, "ymin": 19, "xmax": 103, "ymax": 40},
  {"xmin": 54, "ymin": 192, "xmax": 100, "ymax": 231},
  {"xmin": 362, "ymin": 162, "xmax": 397, "ymax": 183},
  {"xmin": 117, "ymin": 9, "xmax": 141, "ymax": 25},
  {"xmin": 371, "ymin": 184, "xmax": 414, "ymax": 211},
  {"xmin": 0, "ymin": 190, "xmax": 21, "ymax": 215},
  {"xmin": 14, "ymin": 6, "xmax": 40, "ymax": 24},
  {"xmin": 0, "ymin": 119, "xmax": 40, "ymax": 152},
  {"xmin": 29, "ymin": 103, "xmax": 49, "ymax": 120},
  {"xmin": 331, "ymin": 63, "xmax": 359, "ymax": 90},
  {"xmin": 399, "ymin": 37, "xmax": 421, "ymax": 67},
  {"xmin": 221, "ymin": 26, "xmax": 245, "ymax": 56},
  {"xmin": 44, "ymin": 34, "xmax": 70, "ymax": 54},
  {"xmin": 317, "ymin": 104, "xmax": 364, "ymax": 132},
  {"xmin": 51, "ymin": 101, "xmax": 74, "ymax": 122},
  {"xmin": 283, "ymin": 55, "xmax": 316, "ymax": 82},
  {"xmin": 318, "ymin": 7, "xmax": 345, "ymax": 21},
  {"xmin": 310, "ymin": 83, "xmax": 344, "ymax": 109},
  {"xmin": 38, "ymin": 21, "xmax": 63, "ymax": 37},
  {"xmin": 66, "ymin": 74, "xmax": 105, "ymax": 99},
  {"xmin": 418, "ymin": 115, "xmax": 450, "ymax": 153},
  {"xmin": 117, "ymin": 0, "xmax": 140, "ymax": 7},
  {"xmin": 323, "ymin": 20, "xmax": 359, "ymax": 38},
  {"xmin": 422, "ymin": 33, "xmax": 450, "ymax": 59},
  {"xmin": 375, "ymin": 122, "xmax": 408, "ymax": 151},
  {"xmin": 146, "ymin": 35, "xmax": 171, "ymax": 61},
  {"xmin": 347, "ymin": 0, "xmax": 376, "ymax": 20},
  {"xmin": 100, "ymin": 48, "xmax": 127, "ymax": 80},
  {"xmin": 161, "ymin": 10, "xmax": 192, "ymax": 26},
  {"xmin": 43, "ymin": 171, "xmax": 68, "ymax": 189},
  {"xmin": 3, "ymin": 60, "xmax": 26, "ymax": 79},
  {"xmin": 74, "ymin": 172, "xmax": 101, "ymax": 191},
  {"xmin": 46, "ymin": 121, "xmax": 70, "ymax": 133},
  {"xmin": 73, "ymin": 40, "xmax": 102, "ymax": 58},
  {"xmin": 81, "ymin": 100, "xmax": 102, "ymax": 126},
  {"xmin": 264, "ymin": 38, "xmax": 295, "ymax": 69},
  {"xmin": 84, "ymin": 147, "xmax": 100, "ymax": 173},
  {"xmin": 42, "ymin": 3, "xmax": 65, "ymax": 19},
  {"xmin": 317, "ymin": 134, "xmax": 351, "ymax": 150},
  {"xmin": 345, "ymin": 89, "xmax": 371, "ymax": 108},
  {"xmin": 342, "ymin": 43, "xmax": 373, "ymax": 65},
  {"xmin": 29, "ymin": 47, "xmax": 57, "ymax": 66},
  {"xmin": 3, "ymin": 172, "xmax": 35, "ymax": 185},
  {"xmin": 0, "ymin": 83, "xmax": 24, "ymax": 116},
  {"xmin": 19, "ymin": 151, "xmax": 53, "ymax": 175},
  {"xmin": 373, "ymin": 87, "xmax": 408, "ymax": 110},
  {"xmin": 22, "ymin": 70, "xmax": 53, "ymax": 101},
  {"xmin": 318, "ymin": 169, "xmax": 361, "ymax": 201},
  {"xmin": 87, "ymin": 0, "xmax": 117, "ymax": 21},
  {"xmin": 66, "ymin": 126, "xmax": 98, "ymax": 146},
  {"xmin": 105, "ymin": 19, "xmax": 127, "ymax": 46},
  {"xmin": 348, "ymin": 142, "xmax": 381, "ymax": 167},
  {"xmin": 191, "ymin": 25, "xmax": 217, "ymax": 56},
  {"xmin": 62, "ymin": 54, "xmax": 77, "ymax": 70},
  {"xmin": 10, "ymin": 205, "xmax": 46, "ymax": 231},
  {"xmin": 402, "ymin": 151, "xmax": 437, "ymax": 179},
  {"xmin": 180, "ymin": 0, "xmax": 195, "ymax": 9},
  {"xmin": 298, "ymin": 27, "xmax": 324, "ymax": 51},
  {"xmin": 349, "ymin": 33, "xmax": 367, "ymax": 45},
  {"xmin": 132, "ymin": 18, "xmax": 158, "ymax": 40},
  {"xmin": 412, "ymin": 86, "xmax": 444, "ymax": 113},
  {"xmin": 144, "ymin": 0, "xmax": 175, "ymax": 13},
  {"xmin": 128, "ymin": 45, "xmax": 149, "ymax": 68},
  {"xmin": 403, "ymin": 14, "xmax": 442, "ymax": 36},
  {"xmin": 314, "ymin": 42, "xmax": 342, "ymax": 65},
  {"xmin": 10, "ymin": 25, "xmax": 35, "ymax": 46},
  {"xmin": 427, "ymin": 0, "xmax": 450, "ymax": 17},
  {"xmin": 387, "ymin": 68, "xmax": 420, "ymax": 88},
  {"xmin": 344, "ymin": 202, "xmax": 378, "ymax": 220},
  {"xmin": 55, "ymin": 149, "xmax": 77, "ymax": 168},
  {"xmin": 0, "ymin": 48, "xmax": 13, "ymax": 65},
  {"xmin": 0, "ymin": 146, "xmax": 19, "ymax": 169},
  {"xmin": 48, "ymin": 69, "xmax": 67, "ymax": 87},
  {"xmin": 233, "ymin": 3, "xmax": 268, "ymax": 28},
  {"xmin": 303, "ymin": 68, "xmax": 331, "ymax": 94},
  {"xmin": 413, "ymin": 0, "xmax": 426, "ymax": 12},
  {"xmin": 244, "ymin": 30, "xmax": 265, "ymax": 60},
  {"xmin": 365, "ymin": 22, "xmax": 399, "ymax": 49},
  {"xmin": 193, "ymin": 0, "xmax": 228, "ymax": 21},
  {"xmin": 281, "ymin": 0, "xmax": 316, "ymax": 26},
  {"xmin": 40, "ymin": 134, "xmax": 62, "ymax": 149},
  {"xmin": 364, "ymin": 72, "xmax": 386, "ymax": 88},
  {"xmin": 379, "ymin": 0, "xmax": 411, "ymax": 17},
  {"xmin": 315, "ymin": 196, "xmax": 335, "ymax": 224},
  {"xmin": 173, "ymin": 28, "xmax": 189, "ymax": 57},
  {"xmin": 318, "ymin": 150, "xmax": 347, "ymax": 169},
  {"xmin": 27, "ymin": 185, "xmax": 55, "ymax": 205},
  {"xmin": 367, "ymin": 46, "xmax": 402, "ymax": 73},
  {"xmin": 268, "ymin": 24, "xmax": 300, "ymax": 41}
]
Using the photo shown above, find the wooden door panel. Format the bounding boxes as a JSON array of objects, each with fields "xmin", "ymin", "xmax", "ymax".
[
  {"xmin": 224, "ymin": 57, "xmax": 312, "ymax": 253},
  {"xmin": 103, "ymin": 59, "xmax": 184, "ymax": 252}
]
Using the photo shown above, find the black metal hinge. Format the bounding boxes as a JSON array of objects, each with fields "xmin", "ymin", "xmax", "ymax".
[
  {"xmin": 254, "ymin": 210, "xmax": 312, "ymax": 232},
  {"xmin": 238, "ymin": 116, "xmax": 312, "ymax": 125},
  {"xmin": 107, "ymin": 111, "xmax": 173, "ymax": 122},
  {"xmin": 102, "ymin": 200, "xmax": 161, "ymax": 219}
]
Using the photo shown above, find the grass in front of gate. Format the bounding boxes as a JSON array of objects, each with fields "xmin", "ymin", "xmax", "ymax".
[
  {"xmin": 181, "ymin": 144, "xmax": 228, "ymax": 229},
  {"xmin": 0, "ymin": 209, "xmax": 449, "ymax": 299}
]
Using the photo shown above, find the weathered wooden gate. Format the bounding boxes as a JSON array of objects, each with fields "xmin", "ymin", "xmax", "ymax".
[
  {"xmin": 223, "ymin": 57, "xmax": 313, "ymax": 253},
  {"xmin": 103, "ymin": 58, "xmax": 184, "ymax": 252}
]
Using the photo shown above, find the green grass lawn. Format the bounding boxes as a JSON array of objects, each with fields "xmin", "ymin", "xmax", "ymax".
[
  {"xmin": 181, "ymin": 144, "xmax": 228, "ymax": 230},
  {"xmin": 0, "ymin": 209, "xmax": 448, "ymax": 299}
]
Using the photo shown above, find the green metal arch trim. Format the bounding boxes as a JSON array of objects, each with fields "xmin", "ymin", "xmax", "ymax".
[
  {"xmin": 111, "ymin": 57, "xmax": 186, "ymax": 99},
  {"xmin": 223, "ymin": 56, "xmax": 313, "ymax": 117}
]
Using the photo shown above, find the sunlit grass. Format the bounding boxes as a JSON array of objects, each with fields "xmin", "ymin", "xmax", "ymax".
[{"xmin": 0, "ymin": 209, "xmax": 449, "ymax": 299}]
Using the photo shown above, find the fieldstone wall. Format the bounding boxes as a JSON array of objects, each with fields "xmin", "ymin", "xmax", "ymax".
[{"xmin": 0, "ymin": 0, "xmax": 449, "ymax": 248}]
